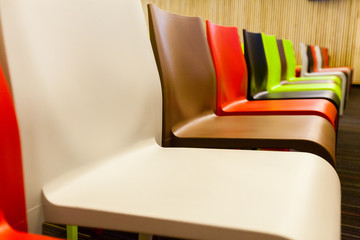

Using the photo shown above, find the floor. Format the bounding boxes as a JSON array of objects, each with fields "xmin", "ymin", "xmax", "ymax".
[{"xmin": 335, "ymin": 86, "xmax": 360, "ymax": 240}]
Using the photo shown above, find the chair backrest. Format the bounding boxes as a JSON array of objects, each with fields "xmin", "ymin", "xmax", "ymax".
[
  {"xmin": 282, "ymin": 39, "xmax": 297, "ymax": 79},
  {"xmin": 1, "ymin": 0, "xmax": 162, "ymax": 226},
  {"xmin": 0, "ymin": 65, "xmax": 27, "ymax": 232},
  {"xmin": 300, "ymin": 42, "xmax": 310, "ymax": 76},
  {"xmin": 315, "ymin": 46, "xmax": 323, "ymax": 70},
  {"xmin": 206, "ymin": 21, "xmax": 248, "ymax": 113},
  {"xmin": 261, "ymin": 33, "xmax": 282, "ymax": 89},
  {"xmin": 307, "ymin": 45, "xmax": 315, "ymax": 72},
  {"xmin": 243, "ymin": 30, "xmax": 268, "ymax": 98},
  {"xmin": 320, "ymin": 47, "xmax": 325, "ymax": 68},
  {"xmin": 148, "ymin": 4, "xmax": 216, "ymax": 146},
  {"xmin": 322, "ymin": 48, "xmax": 329, "ymax": 68},
  {"xmin": 276, "ymin": 39, "xmax": 288, "ymax": 80},
  {"xmin": 311, "ymin": 45, "xmax": 320, "ymax": 72}
]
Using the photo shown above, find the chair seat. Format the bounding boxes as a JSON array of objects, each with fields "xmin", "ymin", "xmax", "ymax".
[
  {"xmin": 220, "ymin": 98, "xmax": 338, "ymax": 129},
  {"xmin": 270, "ymin": 83, "xmax": 342, "ymax": 100},
  {"xmin": 252, "ymin": 90, "xmax": 341, "ymax": 111},
  {"xmin": 43, "ymin": 139, "xmax": 340, "ymax": 240},
  {"xmin": 286, "ymin": 76, "xmax": 341, "ymax": 86},
  {"xmin": 171, "ymin": 113, "xmax": 335, "ymax": 166},
  {"xmin": 317, "ymin": 67, "xmax": 351, "ymax": 75}
]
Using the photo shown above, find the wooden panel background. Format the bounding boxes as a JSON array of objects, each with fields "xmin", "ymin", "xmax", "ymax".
[{"xmin": 141, "ymin": 0, "xmax": 360, "ymax": 84}]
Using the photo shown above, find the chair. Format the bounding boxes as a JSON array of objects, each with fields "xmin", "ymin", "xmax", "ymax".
[
  {"xmin": 205, "ymin": 21, "xmax": 338, "ymax": 130},
  {"xmin": 243, "ymin": 30, "xmax": 341, "ymax": 113},
  {"xmin": 149, "ymin": 5, "xmax": 336, "ymax": 165},
  {"xmin": 0, "ymin": 65, "xmax": 59, "ymax": 240},
  {"xmin": 313, "ymin": 45, "xmax": 352, "ymax": 77},
  {"xmin": 2, "ymin": 0, "xmax": 341, "ymax": 239},
  {"xmin": 321, "ymin": 47, "xmax": 354, "ymax": 79}
]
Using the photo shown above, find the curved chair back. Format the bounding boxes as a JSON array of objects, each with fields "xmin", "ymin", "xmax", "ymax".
[
  {"xmin": 300, "ymin": 43, "xmax": 310, "ymax": 76},
  {"xmin": 0, "ymin": 65, "xmax": 27, "ymax": 232},
  {"xmin": 316, "ymin": 46, "xmax": 330, "ymax": 71},
  {"xmin": 261, "ymin": 33, "xmax": 282, "ymax": 89},
  {"xmin": 282, "ymin": 39, "xmax": 297, "ymax": 80},
  {"xmin": 323, "ymin": 48, "xmax": 329, "ymax": 68},
  {"xmin": 242, "ymin": 30, "xmax": 268, "ymax": 98},
  {"xmin": 310, "ymin": 45, "xmax": 319, "ymax": 72},
  {"xmin": 206, "ymin": 20, "xmax": 247, "ymax": 113},
  {"xmin": 148, "ymin": 4, "xmax": 216, "ymax": 146},
  {"xmin": 276, "ymin": 39, "xmax": 288, "ymax": 80},
  {"xmin": 307, "ymin": 45, "xmax": 315, "ymax": 72},
  {"xmin": 319, "ymin": 46, "xmax": 326, "ymax": 68},
  {"xmin": 2, "ymin": 0, "xmax": 162, "ymax": 228}
]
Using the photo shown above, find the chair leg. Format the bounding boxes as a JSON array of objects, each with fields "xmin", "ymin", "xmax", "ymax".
[
  {"xmin": 66, "ymin": 225, "xmax": 78, "ymax": 240},
  {"xmin": 139, "ymin": 233, "xmax": 153, "ymax": 240}
]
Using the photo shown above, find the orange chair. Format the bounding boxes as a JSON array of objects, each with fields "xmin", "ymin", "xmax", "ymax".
[
  {"xmin": 205, "ymin": 21, "xmax": 338, "ymax": 130},
  {"xmin": 322, "ymin": 48, "xmax": 329, "ymax": 68},
  {"xmin": 322, "ymin": 47, "xmax": 354, "ymax": 73},
  {"xmin": 0, "ymin": 65, "xmax": 59, "ymax": 240}
]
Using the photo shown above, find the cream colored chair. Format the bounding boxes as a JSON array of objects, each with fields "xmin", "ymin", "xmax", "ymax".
[{"xmin": 1, "ymin": 0, "xmax": 341, "ymax": 239}]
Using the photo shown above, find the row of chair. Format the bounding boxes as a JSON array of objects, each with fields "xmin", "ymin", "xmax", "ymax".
[
  {"xmin": 300, "ymin": 43, "xmax": 351, "ymax": 108},
  {"xmin": 0, "ymin": 1, "xmax": 342, "ymax": 240},
  {"xmin": 308, "ymin": 44, "xmax": 352, "ymax": 81},
  {"xmin": 150, "ymin": 3, "xmax": 343, "ymax": 165}
]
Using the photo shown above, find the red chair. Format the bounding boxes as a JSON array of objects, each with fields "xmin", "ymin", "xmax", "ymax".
[
  {"xmin": 316, "ymin": 46, "xmax": 353, "ymax": 73},
  {"xmin": 0, "ymin": 65, "xmax": 59, "ymax": 240},
  {"xmin": 205, "ymin": 21, "xmax": 338, "ymax": 130},
  {"xmin": 322, "ymin": 48, "xmax": 329, "ymax": 68}
]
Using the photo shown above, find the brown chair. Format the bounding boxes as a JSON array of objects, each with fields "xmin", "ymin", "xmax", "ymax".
[{"xmin": 148, "ymin": 4, "xmax": 336, "ymax": 166}]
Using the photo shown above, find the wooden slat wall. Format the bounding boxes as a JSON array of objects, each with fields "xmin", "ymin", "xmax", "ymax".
[{"xmin": 141, "ymin": 0, "xmax": 360, "ymax": 84}]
